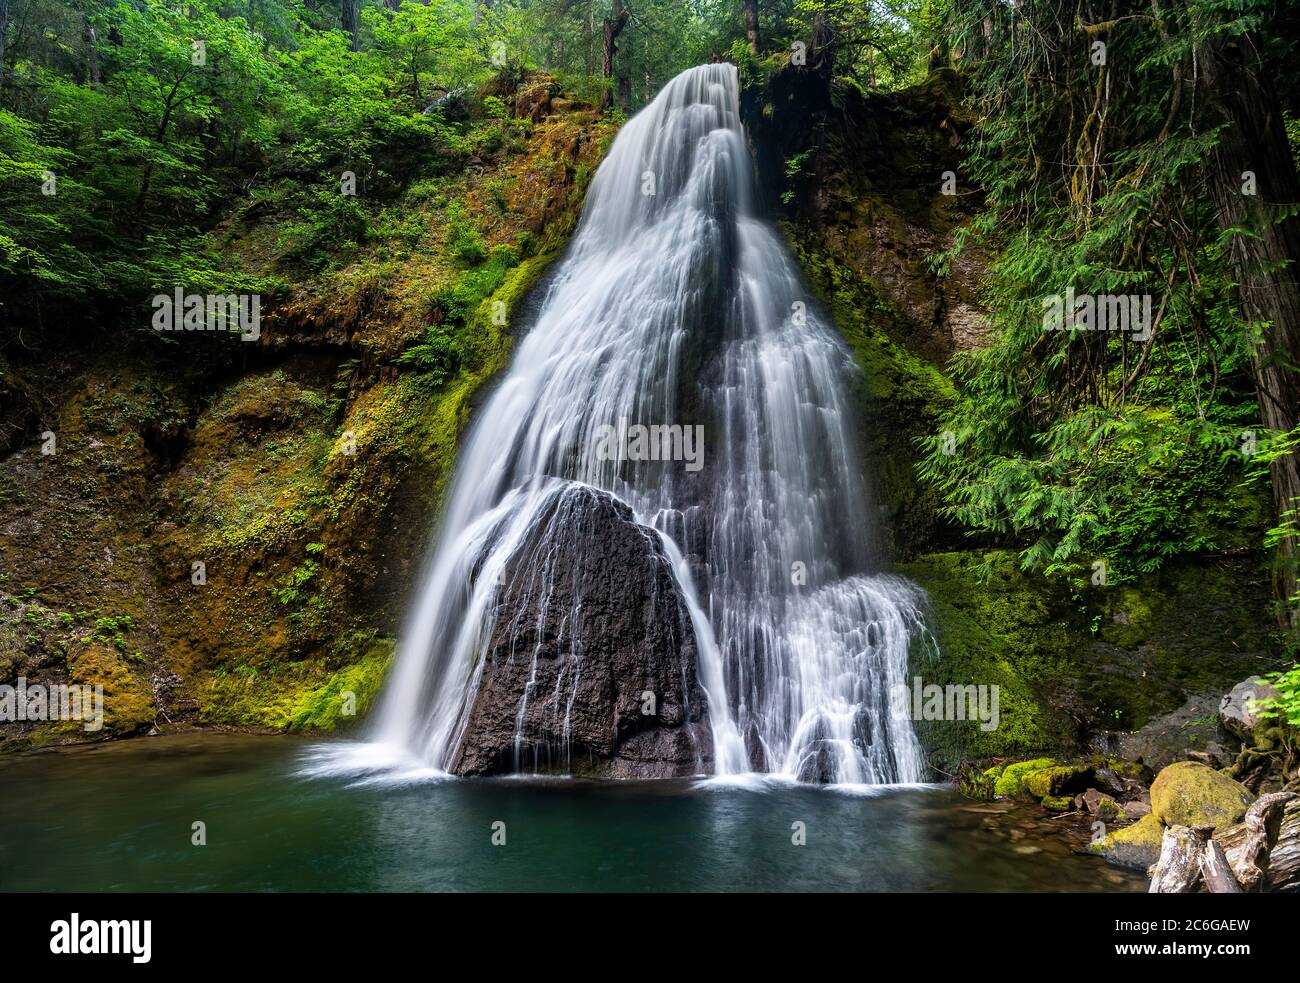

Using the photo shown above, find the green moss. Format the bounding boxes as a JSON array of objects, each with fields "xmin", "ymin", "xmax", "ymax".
[
  {"xmin": 288, "ymin": 638, "xmax": 395, "ymax": 732},
  {"xmin": 992, "ymin": 757, "xmax": 1057, "ymax": 798},
  {"xmin": 1149, "ymin": 760, "xmax": 1254, "ymax": 832},
  {"xmin": 900, "ymin": 549, "xmax": 1276, "ymax": 772},
  {"xmin": 1023, "ymin": 764, "xmax": 1092, "ymax": 798},
  {"xmin": 957, "ymin": 760, "xmax": 997, "ymax": 800},
  {"xmin": 200, "ymin": 636, "xmax": 395, "ymax": 732},
  {"xmin": 902, "ymin": 551, "xmax": 1078, "ymax": 767},
  {"xmin": 1091, "ymin": 812, "xmax": 1165, "ymax": 871},
  {"xmin": 67, "ymin": 643, "xmax": 154, "ymax": 735},
  {"xmin": 1040, "ymin": 794, "xmax": 1072, "ymax": 811},
  {"xmin": 1095, "ymin": 796, "xmax": 1126, "ymax": 823}
]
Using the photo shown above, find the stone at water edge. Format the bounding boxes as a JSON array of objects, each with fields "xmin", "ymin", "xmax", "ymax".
[
  {"xmin": 1186, "ymin": 742, "xmax": 1233, "ymax": 769},
  {"xmin": 1080, "ymin": 788, "xmax": 1125, "ymax": 822},
  {"xmin": 1218, "ymin": 676, "xmax": 1279, "ymax": 741},
  {"xmin": 1149, "ymin": 760, "xmax": 1254, "ymax": 833},
  {"xmin": 990, "ymin": 758, "xmax": 1057, "ymax": 798},
  {"xmin": 1022, "ymin": 764, "xmax": 1093, "ymax": 799},
  {"xmin": 1091, "ymin": 813, "xmax": 1165, "ymax": 872}
]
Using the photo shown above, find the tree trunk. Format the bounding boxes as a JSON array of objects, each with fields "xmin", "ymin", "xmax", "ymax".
[
  {"xmin": 743, "ymin": 0, "xmax": 759, "ymax": 56},
  {"xmin": 0, "ymin": 0, "xmax": 9, "ymax": 94},
  {"xmin": 85, "ymin": 23, "xmax": 101, "ymax": 87},
  {"xmin": 808, "ymin": 12, "xmax": 834, "ymax": 81},
  {"xmin": 601, "ymin": 0, "xmax": 629, "ymax": 110},
  {"xmin": 342, "ymin": 0, "xmax": 360, "ymax": 52},
  {"xmin": 1202, "ymin": 35, "xmax": 1300, "ymax": 626}
]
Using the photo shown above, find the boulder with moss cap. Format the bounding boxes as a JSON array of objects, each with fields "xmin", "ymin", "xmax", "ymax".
[
  {"xmin": 1150, "ymin": 760, "xmax": 1254, "ymax": 832},
  {"xmin": 1090, "ymin": 813, "xmax": 1165, "ymax": 871}
]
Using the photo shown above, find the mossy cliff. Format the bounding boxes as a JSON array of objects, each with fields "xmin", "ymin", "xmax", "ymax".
[
  {"xmin": 0, "ymin": 74, "xmax": 616, "ymax": 750},
  {"xmin": 742, "ymin": 61, "xmax": 1285, "ymax": 773}
]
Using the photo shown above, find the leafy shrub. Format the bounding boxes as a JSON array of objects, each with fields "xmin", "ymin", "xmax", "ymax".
[
  {"xmin": 396, "ymin": 324, "xmax": 464, "ymax": 386},
  {"xmin": 444, "ymin": 201, "xmax": 487, "ymax": 266},
  {"xmin": 1256, "ymin": 664, "xmax": 1300, "ymax": 728}
]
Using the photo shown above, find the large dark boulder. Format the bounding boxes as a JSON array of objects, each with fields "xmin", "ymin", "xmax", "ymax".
[{"xmin": 449, "ymin": 483, "xmax": 712, "ymax": 778}]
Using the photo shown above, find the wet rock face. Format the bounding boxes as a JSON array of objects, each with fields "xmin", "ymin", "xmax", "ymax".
[
  {"xmin": 1219, "ymin": 676, "xmax": 1279, "ymax": 741},
  {"xmin": 449, "ymin": 483, "xmax": 711, "ymax": 778}
]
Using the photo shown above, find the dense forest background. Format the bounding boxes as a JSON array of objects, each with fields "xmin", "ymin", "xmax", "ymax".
[
  {"xmin": 0, "ymin": 0, "xmax": 936, "ymax": 311},
  {"xmin": 2, "ymin": 0, "xmax": 1299, "ymax": 743}
]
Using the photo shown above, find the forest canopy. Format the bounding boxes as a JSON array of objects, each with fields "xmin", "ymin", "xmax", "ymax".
[{"xmin": 0, "ymin": 0, "xmax": 933, "ymax": 311}]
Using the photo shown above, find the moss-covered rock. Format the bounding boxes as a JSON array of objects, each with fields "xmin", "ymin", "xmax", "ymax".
[
  {"xmin": 899, "ymin": 550, "xmax": 1275, "ymax": 771},
  {"xmin": 1096, "ymin": 796, "xmax": 1127, "ymax": 823},
  {"xmin": 1149, "ymin": 760, "xmax": 1255, "ymax": 832},
  {"xmin": 67, "ymin": 642, "xmax": 155, "ymax": 735},
  {"xmin": 1091, "ymin": 813, "xmax": 1165, "ymax": 872},
  {"xmin": 992, "ymin": 757, "xmax": 1057, "ymax": 798},
  {"xmin": 1023, "ymin": 764, "xmax": 1093, "ymax": 799}
]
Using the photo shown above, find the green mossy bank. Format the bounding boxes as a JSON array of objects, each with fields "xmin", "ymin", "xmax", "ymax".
[{"xmin": 0, "ymin": 75, "xmax": 615, "ymax": 751}]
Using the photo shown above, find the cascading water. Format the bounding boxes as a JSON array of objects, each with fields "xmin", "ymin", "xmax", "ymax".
[{"xmin": 324, "ymin": 63, "xmax": 932, "ymax": 786}]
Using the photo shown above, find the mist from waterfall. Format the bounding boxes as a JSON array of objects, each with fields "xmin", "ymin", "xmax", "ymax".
[{"xmin": 312, "ymin": 63, "xmax": 931, "ymax": 786}]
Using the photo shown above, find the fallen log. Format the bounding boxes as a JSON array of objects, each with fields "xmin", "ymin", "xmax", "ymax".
[
  {"xmin": 1218, "ymin": 792, "xmax": 1299, "ymax": 892},
  {"xmin": 1201, "ymin": 837, "xmax": 1243, "ymax": 893},
  {"xmin": 1149, "ymin": 825, "xmax": 1209, "ymax": 893}
]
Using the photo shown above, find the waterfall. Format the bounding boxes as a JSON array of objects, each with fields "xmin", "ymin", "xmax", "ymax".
[{"xmin": 339, "ymin": 63, "xmax": 931, "ymax": 785}]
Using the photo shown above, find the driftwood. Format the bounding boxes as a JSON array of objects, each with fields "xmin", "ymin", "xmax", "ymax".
[
  {"xmin": 1149, "ymin": 825, "xmax": 1210, "ymax": 893},
  {"xmin": 1150, "ymin": 792, "xmax": 1300, "ymax": 893},
  {"xmin": 1219, "ymin": 792, "xmax": 1299, "ymax": 892},
  {"xmin": 1200, "ymin": 838, "xmax": 1243, "ymax": 893}
]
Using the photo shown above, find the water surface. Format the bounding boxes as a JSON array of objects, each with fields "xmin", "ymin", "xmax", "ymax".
[{"xmin": 0, "ymin": 735, "xmax": 1143, "ymax": 892}]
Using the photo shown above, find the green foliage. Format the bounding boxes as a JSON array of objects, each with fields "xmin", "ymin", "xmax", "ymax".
[
  {"xmin": 1256, "ymin": 663, "xmax": 1300, "ymax": 728},
  {"xmin": 781, "ymin": 150, "xmax": 811, "ymax": 204},
  {"xmin": 785, "ymin": 0, "xmax": 932, "ymax": 88},
  {"xmin": 444, "ymin": 201, "xmax": 488, "ymax": 266},
  {"xmin": 81, "ymin": 613, "xmax": 143, "ymax": 662},
  {"xmin": 278, "ymin": 189, "xmax": 371, "ymax": 269},
  {"xmin": 397, "ymin": 324, "xmax": 465, "ymax": 385},
  {"xmin": 1, "ymin": 0, "xmax": 935, "ymax": 328},
  {"xmin": 273, "ymin": 546, "xmax": 326, "ymax": 624},
  {"xmin": 0, "ymin": 0, "xmax": 492, "ymax": 321},
  {"xmin": 921, "ymin": 0, "xmax": 1285, "ymax": 582}
]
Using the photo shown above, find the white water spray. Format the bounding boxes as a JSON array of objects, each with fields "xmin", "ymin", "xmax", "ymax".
[{"xmin": 328, "ymin": 63, "xmax": 931, "ymax": 785}]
